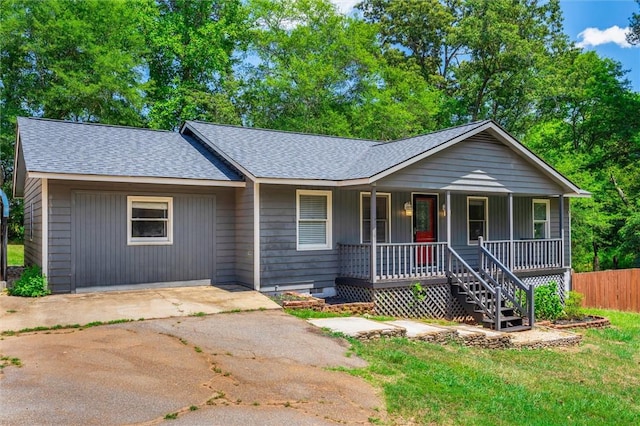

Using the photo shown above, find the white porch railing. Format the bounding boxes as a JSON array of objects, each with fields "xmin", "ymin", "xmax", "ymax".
[
  {"xmin": 482, "ymin": 238, "xmax": 563, "ymax": 270},
  {"xmin": 339, "ymin": 239, "xmax": 564, "ymax": 281},
  {"xmin": 338, "ymin": 242, "xmax": 448, "ymax": 280}
]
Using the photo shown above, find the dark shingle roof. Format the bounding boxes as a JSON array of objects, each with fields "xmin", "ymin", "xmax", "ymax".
[
  {"xmin": 17, "ymin": 117, "xmax": 242, "ymax": 182},
  {"xmin": 185, "ymin": 120, "xmax": 490, "ymax": 180}
]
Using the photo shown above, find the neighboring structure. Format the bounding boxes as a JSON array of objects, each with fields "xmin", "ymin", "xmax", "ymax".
[{"xmin": 14, "ymin": 117, "xmax": 589, "ymax": 330}]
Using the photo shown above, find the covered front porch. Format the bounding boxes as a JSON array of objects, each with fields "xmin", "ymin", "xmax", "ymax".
[
  {"xmin": 332, "ymin": 186, "xmax": 570, "ymax": 328},
  {"xmin": 335, "ymin": 187, "xmax": 569, "ymax": 283}
]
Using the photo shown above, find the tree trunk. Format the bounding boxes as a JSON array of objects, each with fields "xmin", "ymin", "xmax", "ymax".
[{"xmin": 592, "ymin": 241, "xmax": 600, "ymax": 271}]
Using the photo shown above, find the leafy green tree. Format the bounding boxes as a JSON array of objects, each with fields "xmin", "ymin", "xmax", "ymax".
[
  {"xmin": 357, "ymin": 0, "xmax": 463, "ymax": 88},
  {"xmin": 241, "ymin": 0, "xmax": 373, "ymax": 135},
  {"xmin": 0, "ymin": 0, "xmax": 147, "ymax": 125},
  {"xmin": 453, "ymin": 0, "xmax": 569, "ymax": 132},
  {"xmin": 627, "ymin": 0, "xmax": 640, "ymax": 45},
  {"xmin": 241, "ymin": 0, "xmax": 445, "ymax": 139},
  {"xmin": 1, "ymin": 0, "xmax": 148, "ymax": 239},
  {"xmin": 143, "ymin": 0, "xmax": 247, "ymax": 130},
  {"xmin": 358, "ymin": 0, "xmax": 571, "ymax": 133},
  {"xmin": 526, "ymin": 52, "xmax": 640, "ymax": 270}
]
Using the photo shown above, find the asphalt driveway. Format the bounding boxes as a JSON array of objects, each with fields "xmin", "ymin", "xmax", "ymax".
[{"xmin": 0, "ymin": 310, "xmax": 385, "ymax": 425}]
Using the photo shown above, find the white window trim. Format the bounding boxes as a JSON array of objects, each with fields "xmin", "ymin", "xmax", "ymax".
[
  {"xmin": 533, "ymin": 199, "xmax": 551, "ymax": 239},
  {"xmin": 359, "ymin": 192, "xmax": 392, "ymax": 244},
  {"xmin": 296, "ymin": 189, "xmax": 332, "ymax": 251},
  {"xmin": 467, "ymin": 196, "xmax": 489, "ymax": 245},
  {"xmin": 127, "ymin": 196, "xmax": 173, "ymax": 246}
]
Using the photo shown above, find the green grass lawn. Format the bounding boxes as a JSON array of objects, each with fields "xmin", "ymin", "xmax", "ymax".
[
  {"xmin": 7, "ymin": 243, "xmax": 24, "ymax": 266},
  {"xmin": 336, "ymin": 309, "xmax": 640, "ymax": 425}
]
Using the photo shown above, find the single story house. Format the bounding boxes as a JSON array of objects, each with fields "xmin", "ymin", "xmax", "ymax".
[{"xmin": 14, "ymin": 117, "xmax": 589, "ymax": 330}]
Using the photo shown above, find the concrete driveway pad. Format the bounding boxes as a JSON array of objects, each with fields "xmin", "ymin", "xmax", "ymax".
[
  {"xmin": 0, "ymin": 311, "xmax": 385, "ymax": 425},
  {"xmin": 0, "ymin": 286, "xmax": 281, "ymax": 332}
]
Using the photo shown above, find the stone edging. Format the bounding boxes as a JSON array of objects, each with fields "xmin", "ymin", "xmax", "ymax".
[
  {"xmin": 278, "ymin": 292, "xmax": 375, "ymax": 315},
  {"xmin": 538, "ymin": 316, "xmax": 610, "ymax": 330}
]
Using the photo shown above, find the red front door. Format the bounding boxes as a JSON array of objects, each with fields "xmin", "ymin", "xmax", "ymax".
[{"xmin": 414, "ymin": 195, "xmax": 437, "ymax": 264}]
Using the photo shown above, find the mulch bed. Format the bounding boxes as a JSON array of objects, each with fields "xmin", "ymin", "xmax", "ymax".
[
  {"xmin": 538, "ymin": 315, "xmax": 610, "ymax": 330},
  {"xmin": 270, "ymin": 292, "xmax": 374, "ymax": 315}
]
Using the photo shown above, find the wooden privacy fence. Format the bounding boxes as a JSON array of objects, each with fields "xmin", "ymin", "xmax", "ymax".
[{"xmin": 572, "ymin": 269, "xmax": 640, "ymax": 312}]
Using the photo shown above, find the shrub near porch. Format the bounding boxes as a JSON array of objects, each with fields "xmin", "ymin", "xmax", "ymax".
[{"xmin": 348, "ymin": 308, "xmax": 640, "ymax": 425}]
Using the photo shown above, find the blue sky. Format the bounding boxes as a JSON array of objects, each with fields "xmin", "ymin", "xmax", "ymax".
[
  {"xmin": 331, "ymin": 0, "xmax": 640, "ymax": 92},
  {"xmin": 562, "ymin": 0, "xmax": 639, "ymax": 91}
]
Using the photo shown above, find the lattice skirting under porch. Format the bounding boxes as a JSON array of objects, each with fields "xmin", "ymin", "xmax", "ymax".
[
  {"xmin": 337, "ymin": 283, "xmax": 472, "ymax": 322},
  {"xmin": 520, "ymin": 273, "xmax": 566, "ymax": 304}
]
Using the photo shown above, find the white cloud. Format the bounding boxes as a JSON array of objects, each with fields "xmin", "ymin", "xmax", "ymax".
[
  {"xmin": 576, "ymin": 25, "xmax": 635, "ymax": 48},
  {"xmin": 330, "ymin": 0, "xmax": 359, "ymax": 14}
]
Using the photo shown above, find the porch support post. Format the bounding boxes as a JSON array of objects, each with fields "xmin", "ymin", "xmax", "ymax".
[
  {"xmin": 559, "ymin": 194, "xmax": 565, "ymax": 268},
  {"xmin": 370, "ymin": 184, "xmax": 377, "ymax": 283},
  {"xmin": 446, "ymin": 190, "xmax": 452, "ymax": 274},
  {"xmin": 508, "ymin": 193, "xmax": 514, "ymax": 270},
  {"xmin": 446, "ymin": 191, "xmax": 451, "ymax": 248}
]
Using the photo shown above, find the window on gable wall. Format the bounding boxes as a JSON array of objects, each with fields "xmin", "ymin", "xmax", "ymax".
[
  {"xmin": 361, "ymin": 193, "xmax": 391, "ymax": 243},
  {"xmin": 533, "ymin": 199, "xmax": 550, "ymax": 239},
  {"xmin": 297, "ymin": 190, "xmax": 332, "ymax": 250}
]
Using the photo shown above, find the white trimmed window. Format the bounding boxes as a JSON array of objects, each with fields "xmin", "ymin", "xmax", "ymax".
[
  {"xmin": 467, "ymin": 196, "xmax": 488, "ymax": 244},
  {"xmin": 360, "ymin": 193, "xmax": 391, "ymax": 243},
  {"xmin": 533, "ymin": 199, "xmax": 550, "ymax": 239},
  {"xmin": 296, "ymin": 190, "xmax": 332, "ymax": 250},
  {"xmin": 127, "ymin": 196, "xmax": 173, "ymax": 245}
]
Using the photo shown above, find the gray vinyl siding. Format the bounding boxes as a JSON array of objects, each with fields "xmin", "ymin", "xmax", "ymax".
[
  {"xmin": 259, "ymin": 185, "xmax": 338, "ymax": 290},
  {"xmin": 47, "ymin": 180, "xmax": 235, "ymax": 293},
  {"xmin": 23, "ymin": 177, "xmax": 42, "ymax": 269},
  {"xmin": 334, "ymin": 190, "xmax": 446, "ymax": 244},
  {"xmin": 378, "ymin": 131, "xmax": 564, "ymax": 195},
  {"xmin": 49, "ymin": 183, "xmax": 72, "ymax": 293},
  {"xmin": 235, "ymin": 181, "xmax": 254, "ymax": 288}
]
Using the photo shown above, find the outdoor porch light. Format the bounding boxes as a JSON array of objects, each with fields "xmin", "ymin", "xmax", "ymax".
[
  {"xmin": 404, "ymin": 201, "xmax": 413, "ymax": 217},
  {"xmin": 441, "ymin": 204, "xmax": 447, "ymax": 217}
]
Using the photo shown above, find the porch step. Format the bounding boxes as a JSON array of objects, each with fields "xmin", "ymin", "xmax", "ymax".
[
  {"xmin": 482, "ymin": 315, "xmax": 524, "ymax": 331},
  {"xmin": 451, "ymin": 281, "xmax": 527, "ymax": 332},
  {"xmin": 497, "ymin": 325, "xmax": 532, "ymax": 333}
]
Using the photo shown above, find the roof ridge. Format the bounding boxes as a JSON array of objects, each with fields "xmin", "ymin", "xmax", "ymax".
[
  {"xmin": 18, "ymin": 116, "xmax": 178, "ymax": 134},
  {"xmin": 371, "ymin": 120, "xmax": 492, "ymax": 146},
  {"xmin": 187, "ymin": 120, "xmax": 377, "ymax": 144}
]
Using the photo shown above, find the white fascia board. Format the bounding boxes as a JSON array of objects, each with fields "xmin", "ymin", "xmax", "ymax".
[
  {"xmin": 254, "ymin": 177, "xmax": 370, "ymax": 187},
  {"xmin": 181, "ymin": 122, "xmax": 257, "ymax": 182},
  {"xmin": 563, "ymin": 192, "xmax": 591, "ymax": 198},
  {"xmin": 254, "ymin": 177, "xmax": 371, "ymax": 187},
  {"xmin": 369, "ymin": 122, "xmax": 494, "ymax": 183},
  {"xmin": 26, "ymin": 172, "xmax": 246, "ymax": 188}
]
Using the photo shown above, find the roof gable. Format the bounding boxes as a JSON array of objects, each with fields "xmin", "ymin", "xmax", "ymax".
[
  {"xmin": 377, "ymin": 130, "xmax": 565, "ymax": 194},
  {"xmin": 15, "ymin": 118, "xmax": 243, "ymax": 185}
]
